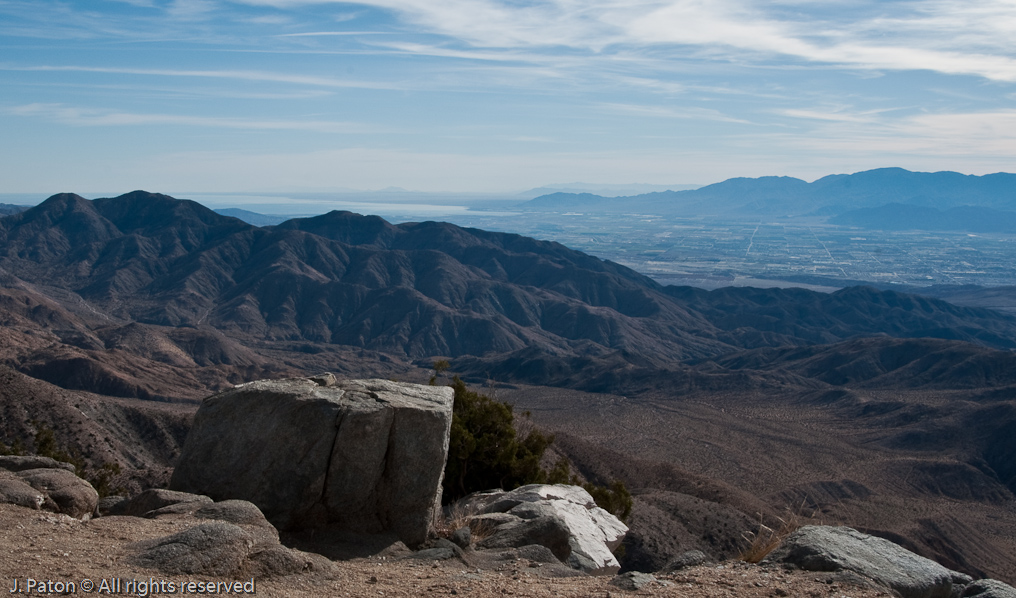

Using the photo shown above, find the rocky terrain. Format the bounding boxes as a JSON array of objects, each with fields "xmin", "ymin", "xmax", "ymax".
[
  {"xmin": 0, "ymin": 501, "xmax": 900, "ymax": 598},
  {"xmin": 0, "ymin": 191, "xmax": 1014, "ymax": 587},
  {"xmin": 3, "ymin": 378, "xmax": 1011, "ymax": 598}
]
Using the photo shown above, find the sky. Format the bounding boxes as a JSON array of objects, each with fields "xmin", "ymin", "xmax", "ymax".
[{"xmin": 3, "ymin": 0, "xmax": 1016, "ymax": 194}]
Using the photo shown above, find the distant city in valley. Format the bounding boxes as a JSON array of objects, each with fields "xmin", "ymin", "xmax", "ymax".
[{"xmin": 445, "ymin": 211, "xmax": 1016, "ymax": 291}]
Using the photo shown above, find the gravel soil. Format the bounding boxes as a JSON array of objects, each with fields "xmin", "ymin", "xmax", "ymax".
[{"xmin": 0, "ymin": 504, "xmax": 893, "ymax": 597}]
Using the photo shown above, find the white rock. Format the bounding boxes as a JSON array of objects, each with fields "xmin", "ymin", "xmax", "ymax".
[{"xmin": 492, "ymin": 484, "xmax": 628, "ymax": 574}]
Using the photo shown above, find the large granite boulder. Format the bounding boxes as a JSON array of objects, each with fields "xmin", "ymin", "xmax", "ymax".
[
  {"xmin": 764, "ymin": 526, "xmax": 957, "ymax": 598},
  {"xmin": 170, "ymin": 376, "xmax": 454, "ymax": 548},
  {"xmin": 468, "ymin": 484, "xmax": 628, "ymax": 574}
]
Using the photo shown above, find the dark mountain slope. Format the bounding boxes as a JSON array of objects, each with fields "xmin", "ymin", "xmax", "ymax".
[
  {"xmin": 665, "ymin": 285, "xmax": 1016, "ymax": 350},
  {"xmin": 0, "ymin": 204, "xmax": 29, "ymax": 216},
  {"xmin": 706, "ymin": 336, "xmax": 1016, "ymax": 389},
  {"xmin": 6, "ymin": 192, "xmax": 1016, "ymax": 371},
  {"xmin": 0, "ymin": 192, "xmax": 729, "ymax": 361}
]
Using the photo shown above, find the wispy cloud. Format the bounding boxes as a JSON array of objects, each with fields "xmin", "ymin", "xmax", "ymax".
[
  {"xmin": 1, "ymin": 65, "xmax": 400, "ymax": 90},
  {"xmin": 276, "ymin": 30, "xmax": 387, "ymax": 37},
  {"xmin": 783, "ymin": 107, "xmax": 1016, "ymax": 157},
  {"xmin": 229, "ymin": 0, "xmax": 1016, "ymax": 82},
  {"xmin": 8, "ymin": 103, "xmax": 375, "ymax": 133},
  {"xmin": 600, "ymin": 102, "xmax": 753, "ymax": 124}
]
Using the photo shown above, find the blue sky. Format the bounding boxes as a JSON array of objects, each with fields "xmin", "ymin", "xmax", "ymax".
[{"xmin": 3, "ymin": 0, "xmax": 1016, "ymax": 193}]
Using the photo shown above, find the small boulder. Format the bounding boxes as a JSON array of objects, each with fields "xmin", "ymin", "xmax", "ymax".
[
  {"xmin": 405, "ymin": 538, "xmax": 465, "ymax": 562},
  {"xmin": 660, "ymin": 549, "xmax": 710, "ymax": 573},
  {"xmin": 610, "ymin": 571, "xmax": 657, "ymax": 591},
  {"xmin": 508, "ymin": 544, "xmax": 561, "ymax": 564},
  {"xmin": 247, "ymin": 544, "xmax": 328, "ymax": 577},
  {"xmin": 963, "ymin": 579, "xmax": 1016, "ymax": 598},
  {"xmin": 17, "ymin": 468, "xmax": 98, "ymax": 519},
  {"xmin": 0, "ymin": 476, "xmax": 46, "ymax": 510},
  {"xmin": 128, "ymin": 500, "xmax": 326, "ymax": 579},
  {"xmin": 130, "ymin": 522, "xmax": 254, "ymax": 576},
  {"xmin": 115, "ymin": 489, "xmax": 213, "ymax": 518},
  {"xmin": 764, "ymin": 526, "xmax": 956, "ymax": 598},
  {"xmin": 0, "ymin": 455, "xmax": 76, "ymax": 473},
  {"xmin": 450, "ymin": 526, "xmax": 471, "ymax": 549},
  {"xmin": 97, "ymin": 495, "xmax": 128, "ymax": 516},
  {"xmin": 477, "ymin": 515, "xmax": 574, "ymax": 562}
]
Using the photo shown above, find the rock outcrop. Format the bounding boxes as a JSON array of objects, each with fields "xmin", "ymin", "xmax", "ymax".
[
  {"xmin": 462, "ymin": 484, "xmax": 628, "ymax": 574},
  {"xmin": 0, "ymin": 457, "xmax": 97, "ymax": 519},
  {"xmin": 764, "ymin": 526, "xmax": 958, "ymax": 598},
  {"xmin": 170, "ymin": 376, "xmax": 454, "ymax": 548}
]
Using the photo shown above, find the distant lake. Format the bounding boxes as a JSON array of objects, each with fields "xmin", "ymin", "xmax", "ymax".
[{"xmin": 182, "ymin": 193, "xmax": 522, "ymax": 221}]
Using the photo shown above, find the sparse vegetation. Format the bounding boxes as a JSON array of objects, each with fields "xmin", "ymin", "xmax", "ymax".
[
  {"xmin": 429, "ymin": 359, "xmax": 451, "ymax": 386},
  {"xmin": 4, "ymin": 421, "xmax": 126, "ymax": 498},
  {"xmin": 436, "ymin": 502, "xmax": 498, "ymax": 542},
  {"xmin": 739, "ymin": 503, "xmax": 809, "ymax": 563},
  {"xmin": 88, "ymin": 463, "xmax": 125, "ymax": 498},
  {"xmin": 31, "ymin": 420, "xmax": 85, "ymax": 472}
]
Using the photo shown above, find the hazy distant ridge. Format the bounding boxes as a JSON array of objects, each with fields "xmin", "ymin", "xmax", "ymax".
[
  {"xmin": 0, "ymin": 204, "xmax": 29, "ymax": 216},
  {"xmin": 522, "ymin": 168, "xmax": 1016, "ymax": 217}
]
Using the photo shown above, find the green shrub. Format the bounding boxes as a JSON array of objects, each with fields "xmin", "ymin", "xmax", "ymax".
[
  {"xmin": 442, "ymin": 378, "xmax": 633, "ymax": 522},
  {"xmin": 584, "ymin": 480, "xmax": 633, "ymax": 522},
  {"xmin": 443, "ymin": 376, "xmax": 553, "ymax": 502}
]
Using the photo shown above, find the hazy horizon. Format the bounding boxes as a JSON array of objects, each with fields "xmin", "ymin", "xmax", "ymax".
[{"xmin": 4, "ymin": 1, "xmax": 1016, "ymax": 194}]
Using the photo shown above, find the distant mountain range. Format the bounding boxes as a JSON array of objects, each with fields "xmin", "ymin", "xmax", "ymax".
[
  {"xmin": 213, "ymin": 208, "xmax": 291, "ymax": 227},
  {"xmin": 517, "ymin": 183, "xmax": 700, "ymax": 199},
  {"xmin": 3, "ymin": 191, "xmax": 1016, "ymax": 379},
  {"xmin": 521, "ymin": 168, "xmax": 1016, "ymax": 219},
  {"xmin": 0, "ymin": 203, "xmax": 29, "ymax": 216}
]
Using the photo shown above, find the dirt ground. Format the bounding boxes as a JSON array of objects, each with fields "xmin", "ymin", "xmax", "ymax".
[{"xmin": 0, "ymin": 504, "xmax": 894, "ymax": 597}]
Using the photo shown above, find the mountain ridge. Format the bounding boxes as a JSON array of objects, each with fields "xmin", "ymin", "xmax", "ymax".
[
  {"xmin": 7, "ymin": 192, "xmax": 1016, "ymax": 371},
  {"xmin": 520, "ymin": 168, "xmax": 1016, "ymax": 216}
]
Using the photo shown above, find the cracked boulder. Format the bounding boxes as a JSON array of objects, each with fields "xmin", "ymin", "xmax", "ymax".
[{"xmin": 170, "ymin": 376, "xmax": 453, "ymax": 548}]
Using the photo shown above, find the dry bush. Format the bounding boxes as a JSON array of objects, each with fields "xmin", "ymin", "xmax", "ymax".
[
  {"xmin": 435, "ymin": 501, "xmax": 498, "ymax": 542},
  {"xmin": 739, "ymin": 500, "xmax": 812, "ymax": 563}
]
